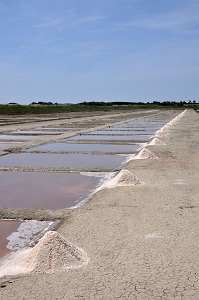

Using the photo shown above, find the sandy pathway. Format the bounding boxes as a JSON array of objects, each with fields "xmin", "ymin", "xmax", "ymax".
[{"xmin": 1, "ymin": 109, "xmax": 199, "ymax": 299}]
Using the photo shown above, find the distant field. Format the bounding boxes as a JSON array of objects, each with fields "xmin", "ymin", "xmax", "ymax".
[{"xmin": 0, "ymin": 103, "xmax": 194, "ymax": 115}]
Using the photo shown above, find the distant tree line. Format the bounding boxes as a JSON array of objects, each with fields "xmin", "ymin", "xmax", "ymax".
[
  {"xmin": 0, "ymin": 100, "xmax": 198, "ymax": 115},
  {"xmin": 0, "ymin": 100, "xmax": 198, "ymax": 107},
  {"xmin": 79, "ymin": 100, "xmax": 197, "ymax": 107},
  {"xmin": 31, "ymin": 101, "xmax": 57, "ymax": 105}
]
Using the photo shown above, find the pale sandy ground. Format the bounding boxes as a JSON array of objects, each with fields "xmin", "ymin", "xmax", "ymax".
[{"xmin": 1, "ymin": 109, "xmax": 199, "ymax": 299}]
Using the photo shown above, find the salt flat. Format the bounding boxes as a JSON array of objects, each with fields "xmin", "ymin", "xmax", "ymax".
[{"xmin": 1, "ymin": 109, "xmax": 199, "ymax": 299}]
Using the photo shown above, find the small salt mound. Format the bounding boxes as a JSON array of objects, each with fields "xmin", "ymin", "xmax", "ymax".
[
  {"xmin": 0, "ymin": 231, "xmax": 89, "ymax": 277},
  {"xmin": 136, "ymin": 148, "xmax": 158, "ymax": 159},
  {"xmin": 149, "ymin": 138, "xmax": 165, "ymax": 145},
  {"xmin": 155, "ymin": 110, "xmax": 186, "ymax": 137},
  {"xmin": 23, "ymin": 231, "xmax": 88, "ymax": 273},
  {"xmin": 108, "ymin": 169, "xmax": 144, "ymax": 187}
]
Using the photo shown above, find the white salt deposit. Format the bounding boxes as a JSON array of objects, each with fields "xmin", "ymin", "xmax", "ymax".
[
  {"xmin": 71, "ymin": 171, "xmax": 116, "ymax": 208},
  {"xmin": 105, "ymin": 169, "xmax": 144, "ymax": 188},
  {"xmin": 23, "ymin": 231, "xmax": 89, "ymax": 272},
  {"xmin": 155, "ymin": 110, "xmax": 187, "ymax": 137},
  {"xmin": 0, "ymin": 231, "xmax": 89, "ymax": 277},
  {"xmin": 7, "ymin": 220, "xmax": 54, "ymax": 251},
  {"xmin": 149, "ymin": 138, "xmax": 165, "ymax": 145},
  {"xmin": 144, "ymin": 231, "xmax": 167, "ymax": 239},
  {"xmin": 136, "ymin": 148, "xmax": 158, "ymax": 159}
]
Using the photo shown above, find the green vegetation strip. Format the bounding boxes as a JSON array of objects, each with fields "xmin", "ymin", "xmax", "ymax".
[{"xmin": 0, "ymin": 102, "xmax": 197, "ymax": 115}]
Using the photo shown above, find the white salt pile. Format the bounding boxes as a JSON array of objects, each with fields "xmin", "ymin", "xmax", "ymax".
[
  {"xmin": 149, "ymin": 138, "xmax": 165, "ymax": 145},
  {"xmin": 155, "ymin": 110, "xmax": 187, "ymax": 137},
  {"xmin": 23, "ymin": 231, "xmax": 89, "ymax": 272},
  {"xmin": 0, "ymin": 231, "xmax": 89, "ymax": 277},
  {"xmin": 107, "ymin": 169, "xmax": 144, "ymax": 187},
  {"xmin": 136, "ymin": 148, "xmax": 158, "ymax": 159}
]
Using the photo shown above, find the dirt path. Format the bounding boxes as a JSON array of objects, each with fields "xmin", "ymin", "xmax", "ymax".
[{"xmin": 1, "ymin": 109, "xmax": 199, "ymax": 299}]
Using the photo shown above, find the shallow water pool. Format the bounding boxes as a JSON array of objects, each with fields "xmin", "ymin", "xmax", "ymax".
[
  {"xmin": 29, "ymin": 142, "xmax": 143, "ymax": 153},
  {"xmin": 0, "ymin": 219, "xmax": 52, "ymax": 259},
  {"xmin": 0, "ymin": 153, "xmax": 128, "ymax": 169},
  {"xmin": 67, "ymin": 135, "xmax": 151, "ymax": 142},
  {"xmin": 0, "ymin": 171, "xmax": 102, "ymax": 209}
]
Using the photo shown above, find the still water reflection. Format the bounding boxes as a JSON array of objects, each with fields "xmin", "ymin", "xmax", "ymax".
[
  {"xmin": 0, "ymin": 153, "xmax": 128, "ymax": 169},
  {"xmin": 0, "ymin": 172, "xmax": 102, "ymax": 209},
  {"xmin": 29, "ymin": 143, "xmax": 142, "ymax": 153}
]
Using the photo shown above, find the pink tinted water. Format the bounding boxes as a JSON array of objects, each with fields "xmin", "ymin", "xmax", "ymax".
[
  {"xmin": 0, "ymin": 153, "xmax": 127, "ymax": 169},
  {"xmin": 0, "ymin": 220, "xmax": 23, "ymax": 258},
  {"xmin": 0, "ymin": 172, "xmax": 101, "ymax": 209}
]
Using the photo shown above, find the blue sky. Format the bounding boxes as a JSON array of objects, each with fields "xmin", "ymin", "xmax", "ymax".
[{"xmin": 0, "ymin": 0, "xmax": 198, "ymax": 104}]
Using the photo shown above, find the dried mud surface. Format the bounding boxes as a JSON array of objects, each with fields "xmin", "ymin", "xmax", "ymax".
[{"xmin": 1, "ymin": 109, "xmax": 199, "ymax": 299}]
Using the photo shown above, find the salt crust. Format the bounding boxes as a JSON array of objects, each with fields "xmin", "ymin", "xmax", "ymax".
[
  {"xmin": 7, "ymin": 220, "xmax": 53, "ymax": 251},
  {"xmin": 136, "ymin": 148, "xmax": 158, "ymax": 159},
  {"xmin": 155, "ymin": 110, "xmax": 186, "ymax": 137},
  {"xmin": 107, "ymin": 169, "xmax": 144, "ymax": 187},
  {"xmin": 0, "ymin": 231, "xmax": 89, "ymax": 277},
  {"xmin": 149, "ymin": 137, "xmax": 165, "ymax": 145}
]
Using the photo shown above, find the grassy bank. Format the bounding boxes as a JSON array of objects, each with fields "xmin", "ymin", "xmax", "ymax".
[{"xmin": 0, "ymin": 103, "xmax": 196, "ymax": 115}]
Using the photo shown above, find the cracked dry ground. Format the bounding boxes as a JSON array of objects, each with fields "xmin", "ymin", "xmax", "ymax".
[{"xmin": 1, "ymin": 109, "xmax": 199, "ymax": 300}]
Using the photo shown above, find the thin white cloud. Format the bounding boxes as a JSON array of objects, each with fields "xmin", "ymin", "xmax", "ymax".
[
  {"xmin": 35, "ymin": 13, "xmax": 105, "ymax": 29},
  {"xmin": 121, "ymin": 6, "xmax": 199, "ymax": 32},
  {"xmin": 74, "ymin": 14, "xmax": 105, "ymax": 24},
  {"xmin": 136, "ymin": 14, "xmax": 194, "ymax": 29},
  {"xmin": 35, "ymin": 18, "xmax": 65, "ymax": 28}
]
